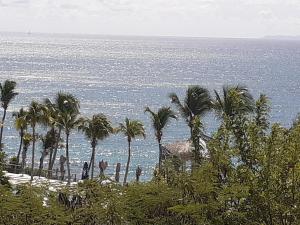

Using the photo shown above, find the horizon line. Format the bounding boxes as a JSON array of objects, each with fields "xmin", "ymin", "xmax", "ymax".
[
  {"xmin": 0, "ymin": 30, "xmax": 264, "ymax": 40},
  {"xmin": 1, "ymin": 30, "xmax": 299, "ymax": 41}
]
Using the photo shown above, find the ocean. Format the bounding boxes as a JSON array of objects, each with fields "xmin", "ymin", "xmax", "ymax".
[{"xmin": 0, "ymin": 32, "xmax": 299, "ymax": 181}]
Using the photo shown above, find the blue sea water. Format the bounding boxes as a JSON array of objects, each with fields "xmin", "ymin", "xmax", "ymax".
[{"xmin": 0, "ymin": 32, "xmax": 299, "ymax": 181}]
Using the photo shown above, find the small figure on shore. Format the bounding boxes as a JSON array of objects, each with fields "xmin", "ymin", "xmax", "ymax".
[
  {"xmin": 99, "ymin": 160, "xmax": 108, "ymax": 177},
  {"xmin": 136, "ymin": 166, "xmax": 142, "ymax": 182},
  {"xmin": 59, "ymin": 155, "xmax": 66, "ymax": 181},
  {"xmin": 115, "ymin": 163, "xmax": 121, "ymax": 182},
  {"xmin": 81, "ymin": 162, "xmax": 89, "ymax": 180}
]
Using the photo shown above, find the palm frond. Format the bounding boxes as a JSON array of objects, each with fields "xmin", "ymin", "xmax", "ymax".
[
  {"xmin": 117, "ymin": 118, "xmax": 145, "ymax": 140},
  {"xmin": 169, "ymin": 92, "xmax": 190, "ymax": 119},
  {"xmin": 78, "ymin": 114, "xmax": 113, "ymax": 142},
  {"xmin": 185, "ymin": 85, "xmax": 212, "ymax": 117},
  {"xmin": 0, "ymin": 80, "xmax": 18, "ymax": 109},
  {"xmin": 214, "ymin": 85, "xmax": 255, "ymax": 120},
  {"xmin": 55, "ymin": 92, "xmax": 80, "ymax": 115},
  {"xmin": 170, "ymin": 86, "xmax": 212, "ymax": 125}
]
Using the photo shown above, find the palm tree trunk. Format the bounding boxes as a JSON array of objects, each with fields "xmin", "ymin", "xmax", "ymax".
[
  {"xmin": 189, "ymin": 115, "xmax": 194, "ymax": 138},
  {"xmin": 16, "ymin": 131, "xmax": 24, "ymax": 173},
  {"xmin": 47, "ymin": 128, "xmax": 55, "ymax": 176},
  {"xmin": 0, "ymin": 108, "xmax": 7, "ymax": 151},
  {"xmin": 123, "ymin": 140, "xmax": 131, "ymax": 185},
  {"xmin": 39, "ymin": 149, "xmax": 46, "ymax": 177},
  {"xmin": 48, "ymin": 147, "xmax": 53, "ymax": 178},
  {"xmin": 16, "ymin": 131, "xmax": 24, "ymax": 164},
  {"xmin": 158, "ymin": 141, "xmax": 162, "ymax": 172},
  {"xmin": 189, "ymin": 116, "xmax": 199, "ymax": 172},
  {"xmin": 21, "ymin": 146, "xmax": 27, "ymax": 174},
  {"xmin": 48, "ymin": 128, "xmax": 61, "ymax": 178},
  {"xmin": 90, "ymin": 144, "xmax": 96, "ymax": 180},
  {"xmin": 66, "ymin": 132, "xmax": 71, "ymax": 185},
  {"xmin": 30, "ymin": 126, "xmax": 36, "ymax": 182},
  {"xmin": 190, "ymin": 125, "xmax": 193, "ymax": 139},
  {"xmin": 88, "ymin": 154, "xmax": 93, "ymax": 172}
]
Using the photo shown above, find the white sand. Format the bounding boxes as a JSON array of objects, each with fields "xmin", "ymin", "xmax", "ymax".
[
  {"xmin": 4, "ymin": 171, "xmax": 113, "ymax": 190},
  {"xmin": 4, "ymin": 171, "xmax": 78, "ymax": 190}
]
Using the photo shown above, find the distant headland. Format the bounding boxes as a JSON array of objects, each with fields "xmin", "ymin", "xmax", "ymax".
[{"xmin": 263, "ymin": 35, "xmax": 300, "ymax": 40}]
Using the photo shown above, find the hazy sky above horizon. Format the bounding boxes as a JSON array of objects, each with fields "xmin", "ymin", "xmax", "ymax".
[{"xmin": 0, "ymin": 0, "xmax": 299, "ymax": 38}]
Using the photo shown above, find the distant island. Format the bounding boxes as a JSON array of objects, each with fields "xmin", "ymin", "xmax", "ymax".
[{"xmin": 263, "ymin": 35, "xmax": 300, "ymax": 40}]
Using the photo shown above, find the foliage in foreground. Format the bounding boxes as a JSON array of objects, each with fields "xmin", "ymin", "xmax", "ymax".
[{"xmin": 1, "ymin": 99, "xmax": 300, "ymax": 225}]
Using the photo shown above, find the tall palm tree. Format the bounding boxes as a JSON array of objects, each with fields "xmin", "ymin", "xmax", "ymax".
[
  {"xmin": 55, "ymin": 93, "xmax": 80, "ymax": 184},
  {"xmin": 60, "ymin": 113, "xmax": 80, "ymax": 184},
  {"xmin": 12, "ymin": 108, "xmax": 28, "ymax": 164},
  {"xmin": 144, "ymin": 106, "xmax": 176, "ymax": 172},
  {"xmin": 117, "ymin": 118, "xmax": 145, "ymax": 185},
  {"xmin": 0, "ymin": 80, "xmax": 18, "ymax": 150},
  {"xmin": 26, "ymin": 101, "xmax": 43, "ymax": 181},
  {"xmin": 43, "ymin": 93, "xmax": 79, "ymax": 178},
  {"xmin": 78, "ymin": 114, "xmax": 113, "ymax": 179},
  {"xmin": 169, "ymin": 86, "xmax": 212, "ymax": 137},
  {"xmin": 169, "ymin": 86, "xmax": 212, "ymax": 165}
]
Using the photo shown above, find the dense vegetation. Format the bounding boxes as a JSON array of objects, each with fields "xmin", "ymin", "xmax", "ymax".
[{"xmin": 0, "ymin": 80, "xmax": 300, "ymax": 224}]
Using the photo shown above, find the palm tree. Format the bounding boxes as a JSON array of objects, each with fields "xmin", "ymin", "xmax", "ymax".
[
  {"xmin": 78, "ymin": 114, "xmax": 113, "ymax": 179},
  {"xmin": 169, "ymin": 86, "xmax": 212, "ymax": 164},
  {"xmin": 117, "ymin": 118, "xmax": 145, "ymax": 185},
  {"xmin": 26, "ymin": 101, "xmax": 43, "ymax": 181},
  {"xmin": 169, "ymin": 86, "xmax": 212, "ymax": 137},
  {"xmin": 60, "ymin": 113, "xmax": 80, "ymax": 184},
  {"xmin": 42, "ymin": 93, "xmax": 79, "ymax": 178},
  {"xmin": 55, "ymin": 93, "xmax": 80, "ymax": 184},
  {"xmin": 12, "ymin": 108, "xmax": 28, "ymax": 164},
  {"xmin": 144, "ymin": 106, "xmax": 176, "ymax": 172},
  {"xmin": 0, "ymin": 80, "xmax": 18, "ymax": 150},
  {"xmin": 213, "ymin": 85, "xmax": 255, "ymax": 125}
]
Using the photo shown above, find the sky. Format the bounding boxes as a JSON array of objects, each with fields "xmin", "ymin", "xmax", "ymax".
[{"xmin": 0, "ymin": 0, "xmax": 300, "ymax": 38}]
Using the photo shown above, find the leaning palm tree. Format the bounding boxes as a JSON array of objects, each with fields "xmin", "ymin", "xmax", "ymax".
[
  {"xmin": 55, "ymin": 93, "xmax": 80, "ymax": 184},
  {"xmin": 117, "ymin": 118, "xmax": 145, "ymax": 185},
  {"xmin": 78, "ymin": 114, "xmax": 113, "ymax": 179},
  {"xmin": 38, "ymin": 130, "xmax": 57, "ymax": 176},
  {"xmin": 169, "ymin": 86, "xmax": 212, "ymax": 137},
  {"xmin": 21, "ymin": 133, "xmax": 33, "ymax": 174},
  {"xmin": 41, "ymin": 98, "xmax": 61, "ymax": 177},
  {"xmin": 0, "ymin": 80, "xmax": 18, "ymax": 150},
  {"xmin": 12, "ymin": 108, "xmax": 28, "ymax": 164},
  {"xmin": 26, "ymin": 101, "xmax": 43, "ymax": 181},
  {"xmin": 144, "ymin": 106, "xmax": 176, "ymax": 172}
]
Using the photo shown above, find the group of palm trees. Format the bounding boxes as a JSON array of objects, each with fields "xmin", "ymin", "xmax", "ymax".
[{"xmin": 0, "ymin": 79, "xmax": 256, "ymax": 185}]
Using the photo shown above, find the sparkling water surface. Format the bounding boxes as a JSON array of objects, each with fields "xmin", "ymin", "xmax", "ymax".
[{"xmin": 0, "ymin": 32, "xmax": 299, "ymax": 181}]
